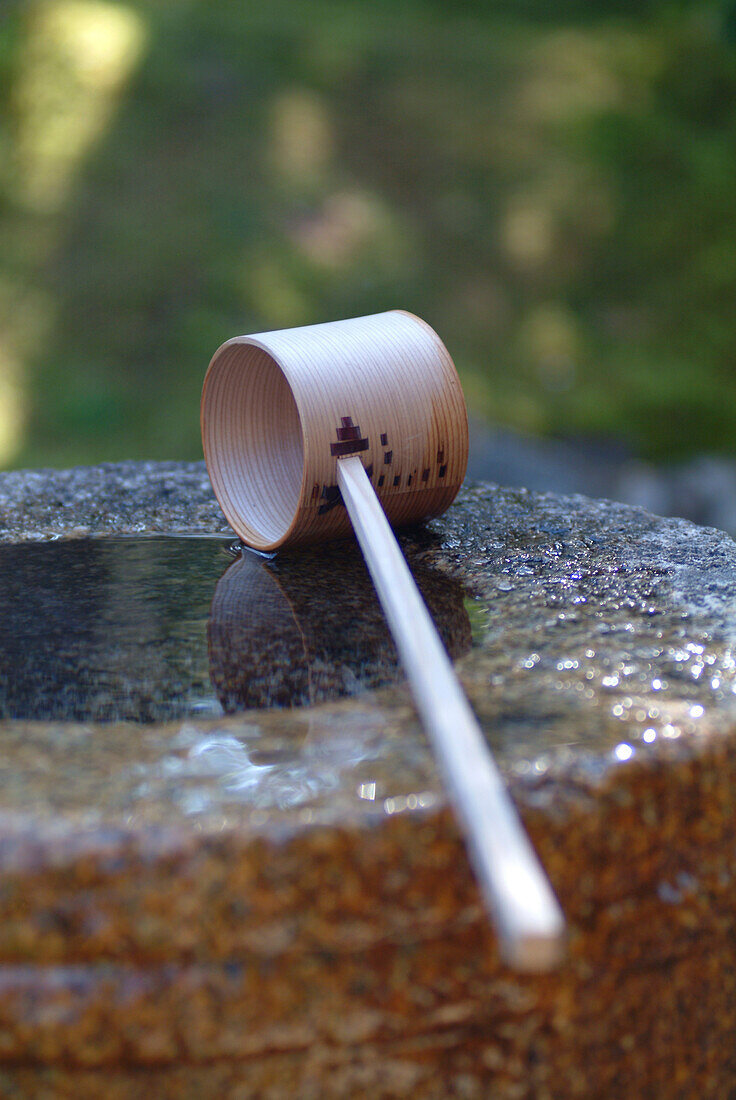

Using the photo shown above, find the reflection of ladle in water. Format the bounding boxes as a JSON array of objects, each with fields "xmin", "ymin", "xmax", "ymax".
[
  {"xmin": 208, "ymin": 551, "xmax": 310, "ymax": 712},
  {"xmin": 202, "ymin": 310, "xmax": 565, "ymax": 969},
  {"xmin": 208, "ymin": 545, "xmax": 472, "ymax": 712}
]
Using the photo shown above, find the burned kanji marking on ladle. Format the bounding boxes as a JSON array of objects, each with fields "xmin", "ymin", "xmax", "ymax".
[
  {"xmin": 318, "ymin": 484, "xmax": 342, "ymax": 514},
  {"xmin": 330, "ymin": 416, "xmax": 369, "ymax": 457}
]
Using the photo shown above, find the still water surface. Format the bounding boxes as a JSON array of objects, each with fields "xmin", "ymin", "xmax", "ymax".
[{"xmin": 0, "ymin": 536, "xmax": 472, "ymax": 723}]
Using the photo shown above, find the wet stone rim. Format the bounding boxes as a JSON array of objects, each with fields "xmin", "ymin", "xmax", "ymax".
[{"xmin": 1, "ymin": 460, "xmax": 736, "ymax": 799}]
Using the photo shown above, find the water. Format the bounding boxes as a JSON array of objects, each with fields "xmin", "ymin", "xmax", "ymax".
[{"xmin": 0, "ymin": 536, "xmax": 471, "ymax": 724}]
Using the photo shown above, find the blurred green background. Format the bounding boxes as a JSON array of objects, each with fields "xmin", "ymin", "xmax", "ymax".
[{"xmin": 1, "ymin": 0, "xmax": 735, "ymax": 471}]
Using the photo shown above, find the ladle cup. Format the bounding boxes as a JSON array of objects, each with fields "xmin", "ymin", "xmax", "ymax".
[{"xmin": 202, "ymin": 309, "xmax": 566, "ymax": 970}]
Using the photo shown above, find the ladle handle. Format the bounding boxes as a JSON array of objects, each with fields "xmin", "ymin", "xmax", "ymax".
[{"xmin": 336, "ymin": 456, "xmax": 566, "ymax": 971}]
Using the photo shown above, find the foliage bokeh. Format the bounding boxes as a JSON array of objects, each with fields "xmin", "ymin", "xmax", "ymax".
[{"xmin": 1, "ymin": 0, "xmax": 735, "ymax": 469}]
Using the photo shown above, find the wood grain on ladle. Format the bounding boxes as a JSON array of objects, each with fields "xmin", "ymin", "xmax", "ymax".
[{"xmin": 201, "ymin": 310, "xmax": 566, "ymax": 970}]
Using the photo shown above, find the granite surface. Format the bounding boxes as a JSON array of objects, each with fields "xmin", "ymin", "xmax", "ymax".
[
  {"xmin": 0, "ymin": 461, "xmax": 227, "ymax": 543},
  {"xmin": 1, "ymin": 462, "xmax": 736, "ymax": 1096}
]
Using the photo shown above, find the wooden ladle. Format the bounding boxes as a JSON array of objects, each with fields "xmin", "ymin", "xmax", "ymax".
[{"xmin": 201, "ymin": 309, "xmax": 565, "ymax": 970}]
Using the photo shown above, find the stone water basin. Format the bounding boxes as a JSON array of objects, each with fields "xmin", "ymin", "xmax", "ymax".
[{"xmin": 1, "ymin": 461, "xmax": 736, "ymax": 1097}]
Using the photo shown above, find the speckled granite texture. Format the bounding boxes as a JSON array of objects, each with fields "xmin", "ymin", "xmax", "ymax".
[
  {"xmin": 1, "ymin": 462, "xmax": 736, "ymax": 1097},
  {"xmin": 0, "ymin": 461, "xmax": 227, "ymax": 542}
]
